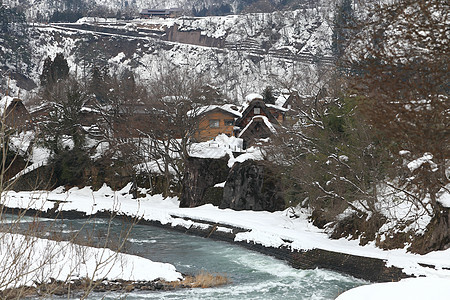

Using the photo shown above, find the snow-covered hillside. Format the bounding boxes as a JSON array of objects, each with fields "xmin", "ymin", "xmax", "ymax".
[
  {"xmin": 7, "ymin": 8, "xmax": 335, "ymax": 102},
  {"xmin": 4, "ymin": 0, "xmax": 336, "ymax": 21}
]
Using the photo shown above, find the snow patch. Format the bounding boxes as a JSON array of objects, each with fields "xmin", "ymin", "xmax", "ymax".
[
  {"xmin": 336, "ymin": 277, "xmax": 450, "ymax": 300},
  {"xmin": 407, "ymin": 153, "xmax": 438, "ymax": 172},
  {"xmin": 0, "ymin": 232, "xmax": 182, "ymax": 289}
]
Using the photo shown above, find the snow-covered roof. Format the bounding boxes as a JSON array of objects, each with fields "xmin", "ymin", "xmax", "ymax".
[
  {"xmin": 238, "ymin": 115, "xmax": 277, "ymax": 138},
  {"xmin": 80, "ymin": 106, "xmax": 101, "ymax": 114},
  {"xmin": 194, "ymin": 104, "xmax": 242, "ymax": 118},
  {"xmin": 236, "ymin": 98, "xmax": 280, "ymax": 127},
  {"xmin": 0, "ymin": 96, "xmax": 14, "ymax": 115},
  {"xmin": 245, "ymin": 93, "xmax": 263, "ymax": 103},
  {"xmin": 266, "ymin": 103, "xmax": 289, "ymax": 112},
  {"xmin": 275, "ymin": 94, "xmax": 289, "ymax": 107},
  {"xmin": 189, "ymin": 134, "xmax": 244, "ymax": 160},
  {"xmin": 28, "ymin": 102, "xmax": 59, "ymax": 114}
]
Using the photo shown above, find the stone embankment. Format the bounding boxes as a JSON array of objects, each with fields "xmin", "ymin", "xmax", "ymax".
[{"xmin": 48, "ymin": 23, "xmax": 335, "ymax": 65}]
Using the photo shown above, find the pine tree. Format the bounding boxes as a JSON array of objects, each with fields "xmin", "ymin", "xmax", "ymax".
[
  {"xmin": 89, "ymin": 66, "xmax": 110, "ymax": 102},
  {"xmin": 52, "ymin": 53, "xmax": 70, "ymax": 82},
  {"xmin": 39, "ymin": 53, "xmax": 70, "ymax": 88},
  {"xmin": 262, "ymin": 86, "xmax": 276, "ymax": 105},
  {"xmin": 40, "ymin": 56, "xmax": 53, "ymax": 87}
]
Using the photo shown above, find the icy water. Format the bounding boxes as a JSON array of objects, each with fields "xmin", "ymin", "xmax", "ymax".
[{"xmin": 6, "ymin": 215, "xmax": 365, "ymax": 299}]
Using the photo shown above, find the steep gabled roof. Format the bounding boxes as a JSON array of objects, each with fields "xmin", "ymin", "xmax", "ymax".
[
  {"xmin": 235, "ymin": 99, "xmax": 279, "ymax": 127},
  {"xmin": 238, "ymin": 115, "xmax": 277, "ymax": 138}
]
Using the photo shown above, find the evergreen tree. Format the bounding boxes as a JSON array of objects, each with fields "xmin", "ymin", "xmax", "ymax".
[
  {"xmin": 262, "ymin": 86, "xmax": 276, "ymax": 105},
  {"xmin": 40, "ymin": 78, "xmax": 87, "ymax": 155},
  {"xmin": 89, "ymin": 66, "xmax": 110, "ymax": 102},
  {"xmin": 52, "ymin": 53, "xmax": 70, "ymax": 82},
  {"xmin": 39, "ymin": 53, "xmax": 70, "ymax": 88},
  {"xmin": 40, "ymin": 56, "xmax": 53, "ymax": 87}
]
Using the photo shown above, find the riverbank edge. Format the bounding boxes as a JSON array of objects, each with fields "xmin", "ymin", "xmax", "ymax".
[
  {"xmin": 4, "ymin": 206, "xmax": 411, "ymax": 283},
  {"xmin": 0, "ymin": 278, "xmax": 180, "ymax": 299}
]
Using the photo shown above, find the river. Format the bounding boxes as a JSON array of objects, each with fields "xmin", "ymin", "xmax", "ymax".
[{"xmin": 7, "ymin": 215, "xmax": 366, "ymax": 299}]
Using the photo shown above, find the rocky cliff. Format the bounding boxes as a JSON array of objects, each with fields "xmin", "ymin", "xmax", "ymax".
[
  {"xmin": 221, "ymin": 160, "xmax": 284, "ymax": 211},
  {"xmin": 180, "ymin": 156, "xmax": 230, "ymax": 207},
  {"xmin": 181, "ymin": 157, "xmax": 285, "ymax": 212}
]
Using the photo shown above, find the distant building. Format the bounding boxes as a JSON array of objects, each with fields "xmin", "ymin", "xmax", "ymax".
[
  {"xmin": 1, "ymin": 97, "xmax": 32, "ymax": 131},
  {"xmin": 139, "ymin": 8, "xmax": 182, "ymax": 18},
  {"xmin": 193, "ymin": 104, "xmax": 242, "ymax": 142},
  {"xmin": 235, "ymin": 96, "xmax": 281, "ymax": 147},
  {"xmin": 191, "ymin": 92, "xmax": 303, "ymax": 148}
]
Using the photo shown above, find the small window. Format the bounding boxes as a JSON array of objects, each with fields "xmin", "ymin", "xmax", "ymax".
[
  {"xmin": 254, "ymin": 107, "xmax": 261, "ymax": 114},
  {"xmin": 209, "ymin": 119, "xmax": 220, "ymax": 128},
  {"xmin": 224, "ymin": 119, "xmax": 234, "ymax": 126}
]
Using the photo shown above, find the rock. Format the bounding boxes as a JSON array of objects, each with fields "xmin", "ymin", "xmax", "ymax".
[
  {"xmin": 180, "ymin": 156, "xmax": 230, "ymax": 207},
  {"xmin": 140, "ymin": 285, "xmax": 155, "ymax": 291},
  {"xmin": 203, "ymin": 187, "xmax": 224, "ymax": 206},
  {"xmin": 125, "ymin": 284, "xmax": 135, "ymax": 292},
  {"xmin": 221, "ymin": 160, "xmax": 284, "ymax": 211}
]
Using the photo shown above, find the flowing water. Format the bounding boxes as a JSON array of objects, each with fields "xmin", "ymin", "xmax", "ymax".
[{"xmin": 5, "ymin": 215, "xmax": 366, "ymax": 299}]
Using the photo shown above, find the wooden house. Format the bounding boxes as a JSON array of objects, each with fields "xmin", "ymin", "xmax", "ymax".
[
  {"xmin": 235, "ymin": 98, "xmax": 281, "ymax": 147},
  {"xmin": 29, "ymin": 102, "xmax": 54, "ymax": 123},
  {"xmin": 1, "ymin": 97, "xmax": 32, "ymax": 131},
  {"xmin": 193, "ymin": 104, "xmax": 241, "ymax": 142},
  {"xmin": 266, "ymin": 104, "xmax": 288, "ymax": 125},
  {"xmin": 235, "ymin": 98, "xmax": 280, "ymax": 130}
]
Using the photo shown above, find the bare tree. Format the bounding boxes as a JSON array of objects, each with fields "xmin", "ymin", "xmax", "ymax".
[
  {"xmin": 347, "ymin": 0, "xmax": 449, "ymax": 252},
  {"xmin": 136, "ymin": 68, "xmax": 219, "ymax": 197},
  {"xmin": 0, "ymin": 80, "xmax": 138, "ymax": 299}
]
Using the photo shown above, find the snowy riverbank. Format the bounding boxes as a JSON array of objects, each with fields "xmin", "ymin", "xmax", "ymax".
[
  {"xmin": 2, "ymin": 184, "xmax": 450, "ymax": 297},
  {"xmin": 0, "ymin": 231, "xmax": 181, "ymax": 287}
]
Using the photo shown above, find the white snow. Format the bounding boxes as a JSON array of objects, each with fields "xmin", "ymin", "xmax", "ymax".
[
  {"xmin": 0, "ymin": 96, "xmax": 17, "ymax": 116},
  {"xmin": 244, "ymin": 93, "xmax": 263, "ymax": 103},
  {"xmin": 194, "ymin": 104, "xmax": 242, "ymax": 118},
  {"xmin": 275, "ymin": 93, "xmax": 289, "ymax": 107},
  {"xmin": 407, "ymin": 153, "xmax": 438, "ymax": 172},
  {"xmin": 135, "ymin": 159, "xmax": 177, "ymax": 175},
  {"xmin": 0, "ymin": 232, "xmax": 182, "ymax": 289},
  {"xmin": 399, "ymin": 150, "xmax": 411, "ymax": 156},
  {"xmin": 266, "ymin": 103, "xmax": 289, "ymax": 112},
  {"xmin": 437, "ymin": 186, "xmax": 450, "ymax": 208},
  {"xmin": 336, "ymin": 277, "xmax": 450, "ymax": 300},
  {"xmin": 108, "ymin": 52, "xmax": 126, "ymax": 64},
  {"xmin": 3, "ymin": 185, "xmax": 450, "ymax": 281},
  {"xmin": 214, "ymin": 181, "xmax": 226, "ymax": 188}
]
